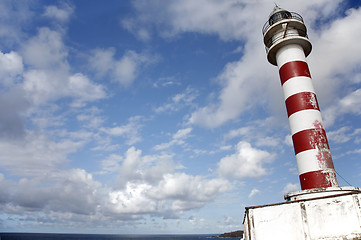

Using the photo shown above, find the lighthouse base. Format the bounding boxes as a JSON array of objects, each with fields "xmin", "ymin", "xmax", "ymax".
[
  {"xmin": 285, "ymin": 186, "xmax": 361, "ymax": 201},
  {"xmin": 243, "ymin": 188, "xmax": 361, "ymax": 240}
]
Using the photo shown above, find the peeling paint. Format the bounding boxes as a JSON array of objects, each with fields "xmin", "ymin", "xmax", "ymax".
[
  {"xmin": 316, "ymin": 150, "xmax": 334, "ymax": 169},
  {"xmin": 312, "ymin": 120, "xmax": 323, "ymax": 130},
  {"xmin": 311, "ymin": 120, "xmax": 336, "ymax": 172},
  {"xmin": 308, "ymin": 93, "xmax": 318, "ymax": 109},
  {"xmin": 323, "ymin": 170, "xmax": 338, "ymax": 187}
]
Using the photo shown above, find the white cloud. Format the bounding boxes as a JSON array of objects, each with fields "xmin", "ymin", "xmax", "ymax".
[
  {"xmin": 103, "ymin": 146, "xmax": 176, "ymax": 186},
  {"xmin": 114, "ymin": 52, "xmax": 138, "ymax": 86},
  {"xmin": 0, "ymin": 131, "xmax": 84, "ymax": 177},
  {"xmin": 224, "ymin": 126, "xmax": 254, "ymax": 141},
  {"xmin": 76, "ymin": 107, "xmax": 105, "ymax": 129},
  {"xmin": 100, "ymin": 154, "xmax": 123, "ymax": 173},
  {"xmin": 248, "ymin": 188, "xmax": 260, "ymax": 198},
  {"xmin": 125, "ymin": 0, "xmax": 269, "ymax": 41},
  {"xmin": 0, "ymin": 142, "xmax": 231, "ymax": 220},
  {"xmin": 153, "ymin": 76, "xmax": 181, "ymax": 88},
  {"xmin": 284, "ymin": 134, "xmax": 293, "ymax": 147},
  {"xmin": 20, "ymin": 28, "xmax": 107, "ymax": 107},
  {"xmin": 223, "ymin": 118, "xmax": 284, "ymax": 150},
  {"xmin": 327, "ymin": 126, "xmax": 361, "ymax": 144},
  {"xmin": 122, "ymin": 1, "xmax": 282, "ymax": 128},
  {"xmin": 100, "ymin": 146, "xmax": 231, "ymax": 217},
  {"xmin": 153, "ymin": 127, "xmax": 192, "ymax": 151},
  {"xmin": 173, "ymin": 128, "xmax": 192, "ymax": 140},
  {"xmin": 307, "ymin": 7, "xmax": 361, "ymax": 127},
  {"xmin": 0, "ymin": 1, "xmax": 34, "ymax": 45},
  {"xmin": 125, "ymin": 1, "xmax": 361, "ymax": 132},
  {"xmin": 339, "ymin": 89, "xmax": 361, "ymax": 115},
  {"xmin": 0, "ymin": 51, "xmax": 23, "ymax": 86},
  {"xmin": 345, "ymin": 148, "xmax": 361, "ymax": 156},
  {"xmin": 100, "ymin": 116, "xmax": 143, "ymax": 145},
  {"xmin": 22, "ymin": 27, "xmax": 68, "ymax": 69},
  {"xmin": 323, "ymin": 88, "xmax": 361, "ymax": 127},
  {"xmin": 188, "ymin": 42, "xmax": 274, "ymax": 128},
  {"xmin": 0, "ymin": 87, "xmax": 29, "ymax": 139},
  {"xmin": 192, "ymin": 3, "xmax": 361, "ymax": 129},
  {"xmin": 148, "ymin": 173, "xmax": 230, "ymax": 211},
  {"xmin": 220, "ymin": 145, "xmax": 232, "ymax": 151},
  {"xmin": 89, "ymin": 48, "xmax": 156, "ymax": 86},
  {"xmin": 108, "ymin": 182, "xmax": 156, "ymax": 215},
  {"xmin": 282, "ymin": 183, "xmax": 300, "ymax": 194},
  {"xmin": 327, "ymin": 126, "xmax": 352, "ymax": 143},
  {"xmin": 310, "ymin": 7, "xmax": 361, "ymax": 99},
  {"xmin": 255, "ymin": 136, "xmax": 280, "ymax": 148},
  {"xmin": 68, "ymin": 73, "xmax": 107, "ymax": 107},
  {"xmin": 121, "ymin": 18, "xmax": 151, "ymax": 41},
  {"xmin": 43, "ymin": 3, "xmax": 74, "ymax": 22},
  {"xmin": 116, "ymin": 146, "xmax": 143, "ymax": 187},
  {"xmin": 23, "ymin": 70, "xmax": 106, "ymax": 107},
  {"xmin": 22, "ymin": 69, "xmax": 61, "ymax": 105},
  {"xmin": 89, "ymin": 48, "xmax": 115, "ymax": 77},
  {"xmin": 1, "ymin": 168, "xmax": 102, "ymax": 216},
  {"xmin": 155, "ymin": 87, "xmax": 198, "ymax": 113},
  {"xmin": 106, "ymin": 173, "xmax": 230, "ymax": 218},
  {"xmin": 218, "ymin": 141, "xmax": 274, "ymax": 179}
]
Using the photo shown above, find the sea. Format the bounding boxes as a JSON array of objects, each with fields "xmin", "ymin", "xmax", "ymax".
[{"xmin": 0, "ymin": 233, "xmax": 220, "ymax": 240}]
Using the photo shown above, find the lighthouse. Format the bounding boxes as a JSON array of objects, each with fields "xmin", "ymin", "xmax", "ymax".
[
  {"xmin": 263, "ymin": 6, "xmax": 338, "ymax": 190},
  {"xmin": 242, "ymin": 6, "xmax": 361, "ymax": 240}
]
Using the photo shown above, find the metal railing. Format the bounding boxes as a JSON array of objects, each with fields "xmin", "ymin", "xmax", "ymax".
[
  {"xmin": 262, "ymin": 12, "xmax": 304, "ymax": 35},
  {"xmin": 264, "ymin": 30, "xmax": 309, "ymax": 53},
  {"xmin": 264, "ymin": 28, "xmax": 308, "ymax": 50}
]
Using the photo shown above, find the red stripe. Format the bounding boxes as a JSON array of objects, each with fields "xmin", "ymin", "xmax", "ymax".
[
  {"xmin": 299, "ymin": 170, "xmax": 338, "ymax": 190},
  {"xmin": 292, "ymin": 128, "xmax": 330, "ymax": 155},
  {"xmin": 279, "ymin": 61, "xmax": 311, "ymax": 85},
  {"xmin": 285, "ymin": 92, "xmax": 320, "ymax": 117}
]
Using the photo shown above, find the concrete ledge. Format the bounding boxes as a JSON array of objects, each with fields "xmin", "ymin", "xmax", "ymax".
[{"xmin": 284, "ymin": 186, "xmax": 361, "ymax": 201}]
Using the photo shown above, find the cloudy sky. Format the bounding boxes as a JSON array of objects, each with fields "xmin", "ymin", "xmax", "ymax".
[{"xmin": 1, "ymin": 0, "xmax": 361, "ymax": 234}]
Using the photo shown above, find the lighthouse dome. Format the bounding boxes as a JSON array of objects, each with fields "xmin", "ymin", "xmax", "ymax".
[{"xmin": 268, "ymin": 6, "xmax": 292, "ymax": 26}]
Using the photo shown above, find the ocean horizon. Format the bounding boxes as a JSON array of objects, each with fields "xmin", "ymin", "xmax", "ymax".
[{"xmin": 0, "ymin": 233, "xmax": 222, "ymax": 240}]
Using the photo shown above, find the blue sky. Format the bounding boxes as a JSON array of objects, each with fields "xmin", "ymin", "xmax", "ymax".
[{"xmin": 1, "ymin": 0, "xmax": 361, "ymax": 234}]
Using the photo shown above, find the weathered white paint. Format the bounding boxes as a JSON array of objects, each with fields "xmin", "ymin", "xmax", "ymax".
[
  {"xmin": 282, "ymin": 76, "xmax": 316, "ymax": 100},
  {"xmin": 243, "ymin": 190, "xmax": 361, "ymax": 240},
  {"xmin": 288, "ymin": 109, "xmax": 323, "ymax": 135},
  {"xmin": 296, "ymin": 149, "xmax": 332, "ymax": 175},
  {"xmin": 276, "ymin": 44, "xmax": 305, "ymax": 67}
]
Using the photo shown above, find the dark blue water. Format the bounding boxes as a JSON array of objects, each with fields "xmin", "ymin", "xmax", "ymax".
[{"xmin": 0, "ymin": 233, "xmax": 218, "ymax": 240}]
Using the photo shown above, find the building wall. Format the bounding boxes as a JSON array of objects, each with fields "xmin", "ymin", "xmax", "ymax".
[{"xmin": 243, "ymin": 192, "xmax": 361, "ymax": 240}]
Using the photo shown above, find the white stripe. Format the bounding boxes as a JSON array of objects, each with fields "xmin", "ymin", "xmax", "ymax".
[
  {"xmin": 296, "ymin": 149, "xmax": 331, "ymax": 175},
  {"xmin": 282, "ymin": 76, "xmax": 315, "ymax": 100},
  {"xmin": 276, "ymin": 44, "xmax": 306, "ymax": 68},
  {"xmin": 289, "ymin": 109, "xmax": 323, "ymax": 135}
]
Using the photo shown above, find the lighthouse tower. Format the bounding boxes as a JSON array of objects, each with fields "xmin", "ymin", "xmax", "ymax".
[
  {"xmin": 263, "ymin": 6, "xmax": 338, "ymax": 190},
  {"xmin": 242, "ymin": 6, "xmax": 361, "ymax": 240}
]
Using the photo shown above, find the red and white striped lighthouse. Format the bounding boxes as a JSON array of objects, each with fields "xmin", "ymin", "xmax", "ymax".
[
  {"xmin": 263, "ymin": 6, "xmax": 338, "ymax": 190},
  {"xmin": 242, "ymin": 7, "xmax": 361, "ymax": 239}
]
